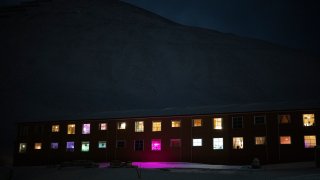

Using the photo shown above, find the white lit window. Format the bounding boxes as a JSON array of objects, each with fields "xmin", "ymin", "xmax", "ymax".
[
  {"xmin": 303, "ymin": 114, "xmax": 315, "ymax": 126},
  {"xmin": 171, "ymin": 120, "xmax": 181, "ymax": 127},
  {"xmin": 99, "ymin": 123, "xmax": 107, "ymax": 130},
  {"xmin": 135, "ymin": 121, "xmax": 144, "ymax": 132},
  {"xmin": 81, "ymin": 141, "xmax": 90, "ymax": 152},
  {"xmin": 255, "ymin": 136, "xmax": 266, "ymax": 145},
  {"xmin": 19, "ymin": 143, "xmax": 27, "ymax": 153},
  {"xmin": 34, "ymin": 143, "xmax": 42, "ymax": 150},
  {"xmin": 213, "ymin": 118, "xmax": 222, "ymax": 129},
  {"xmin": 233, "ymin": 137, "xmax": 244, "ymax": 149},
  {"xmin": 213, "ymin": 138, "xmax": 223, "ymax": 150},
  {"xmin": 193, "ymin": 119, "xmax": 202, "ymax": 127},
  {"xmin": 117, "ymin": 122, "xmax": 126, "ymax": 130},
  {"xmin": 51, "ymin": 125, "xmax": 59, "ymax": 132},
  {"xmin": 280, "ymin": 136, "xmax": 291, "ymax": 144},
  {"xmin": 193, "ymin": 138, "xmax": 202, "ymax": 146},
  {"xmin": 304, "ymin": 135, "xmax": 316, "ymax": 148},
  {"xmin": 82, "ymin": 124, "xmax": 90, "ymax": 134},
  {"xmin": 98, "ymin": 141, "xmax": 106, "ymax": 149},
  {"xmin": 152, "ymin": 121, "xmax": 161, "ymax": 131}
]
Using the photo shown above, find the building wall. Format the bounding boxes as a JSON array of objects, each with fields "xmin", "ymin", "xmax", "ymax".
[{"xmin": 14, "ymin": 109, "xmax": 320, "ymax": 166}]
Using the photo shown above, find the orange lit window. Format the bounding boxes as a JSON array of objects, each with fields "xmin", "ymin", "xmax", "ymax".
[
  {"xmin": 152, "ymin": 121, "xmax": 161, "ymax": 131},
  {"xmin": 67, "ymin": 124, "xmax": 75, "ymax": 134},
  {"xmin": 193, "ymin": 119, "xmax": 202, "ymax": 127},
  {"xmin": 51, "ymin": 125, "xmax": 59, "ymax": 132},
  {"xmin": 255, "ymin": 136, "xmax": 266, "ymax": 145},
  {"xmin": 34, "ymin": 143, "xmax": 42, "ymax": 150},
  {"xmin": 171, "ymin": 120, "xmax": 181, "ymax": 127},
  {"xmin": 279, "ymin": 115, "xmax": 291, "ymax": 124},
  {"xmin": 280, "ymin": 136, "xmax": 291, "ymax": 144},
  {"xmin": 213, "ymin": 118, "xmax": 222, "ymax": 129},
  {"xmin": 304, "ymin": 135, "xmax": 316, "ymax": 148}
]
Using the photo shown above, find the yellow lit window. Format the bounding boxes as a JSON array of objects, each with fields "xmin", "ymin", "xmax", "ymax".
[
  {"xmin": 213, "ymin": 118, "xmax": 222, "ymax": 129},
  {"xmin": 152, "ymin": 121, "xmax": 161, "ymax": 131},
  {"xmin": 67, "ymin": 124, "xmax": 75, "ymax": 134},
  {"xmin": 135, "ymin": 121, "xmax": 144, "ymax": 132},
  {"xmin": 171, "ymin": 120, "xmax": 181, "ymax": 127},
  {"xmin": 34, "ymin": 143, "xmax": 42, "ymax": 150},
  {"xmin": 279, "ymin": 115, "xmax": 291, "ymax": 124},
  {"xmin": 51, "ymin": 125, "xmax": 59, "ymax": 132},
  {"xmin": 303, "ymin": 114, "xmax": 315, "ymax": 126},
  {"xmin": 117, "ymin": 122, "xmax": 126, "ymax": 130},
  {"xmin": 280, "ymin": 136, "xmax": 291, "ymax": 144},
  {"xmin": 304, "ymin": 135, "xmax": 316, "ymax": 148},
  {"xmin": 193, "ymin": 119, "xmax": 202, "ymax": 127},
  {"xmin": 255, "ymin": 136, "xmax": 266, "ymax": 145},
  {"xmin": 233, "ymin": 137, "xmax": 243, "ymax": 149}
]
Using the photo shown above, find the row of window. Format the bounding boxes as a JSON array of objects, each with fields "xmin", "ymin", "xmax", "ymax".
[
  {"xmin": 50, "ymin": 114, "xmax": 316, "ymax": 135},
  {"xmin": 18, "ymin": 135, "xmax": 317, "ymax": 153}
]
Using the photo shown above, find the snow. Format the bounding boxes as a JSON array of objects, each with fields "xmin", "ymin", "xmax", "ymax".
[{"xmin": 1, "ymin": 161, "xmax": 320, "ymax": 180}]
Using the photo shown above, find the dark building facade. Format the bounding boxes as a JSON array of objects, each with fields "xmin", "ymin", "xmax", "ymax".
[{"xmin": 14, "ymin": 109, "xmax": 319, "ymax": 166}]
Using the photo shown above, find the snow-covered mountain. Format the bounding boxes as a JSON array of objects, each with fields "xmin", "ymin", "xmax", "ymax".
[{"xmin": 1, "ymin": 0, "xmax": 319, "ymax": 164}]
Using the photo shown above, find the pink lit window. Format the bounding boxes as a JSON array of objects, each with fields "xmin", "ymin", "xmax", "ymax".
[
  {"xmin": 82, "ymin": 123, "xmax": 90, "ymax": 134},
  {"xmin": 151, "ymin": 139, "xmax": 161, "ymax": 151}
]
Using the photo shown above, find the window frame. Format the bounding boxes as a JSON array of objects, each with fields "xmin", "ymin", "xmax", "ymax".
[{"xmin": 232, "ymin": 116, "xmax": 243, "ymax": 129}]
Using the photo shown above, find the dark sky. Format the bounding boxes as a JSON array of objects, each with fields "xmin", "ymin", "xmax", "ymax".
[
  {"xmin": 121, "ymin": 0, "xmax": 320, "ymax": 55},
  {"xmin": 1, "ymin": 0, "xmax": 319, "ymax": 54}
]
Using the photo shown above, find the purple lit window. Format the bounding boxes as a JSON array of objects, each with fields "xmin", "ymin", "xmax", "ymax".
[
  {"xmin": 82, "ymin": 124, "xmax": 90, "ymax": 134},
  {"xmin": 51, "ymin": 142, "xmax": 59, "ymax": 149},
  {"xmin": 151, "ymin": 139, "xmax": 161, "ymax": 151},
  {"xmin": 66, "ymin": 141, "xmax": 74, "ymax": 152}
]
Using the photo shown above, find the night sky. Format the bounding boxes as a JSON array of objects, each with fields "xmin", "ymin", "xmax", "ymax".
[
  {"xmin": 121, "ymin": 0, "xmax": 320, "ymax": 55},
  {"xmin": 1, "ymin": 0, "xmax": 319, "ymax": 54}
]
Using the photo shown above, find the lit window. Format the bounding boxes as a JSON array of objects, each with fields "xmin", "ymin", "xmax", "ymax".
[
  {"xmin": 280, "ymin": 136, "xmax": 291, "ymax": 144},
  {"xmin": 152, "ymin": 121, "xmax": 161, "ymax": 131},
  {"xmin": 213, "ymin": 138, "xmax": 223, "ymax": 150},
  {"xmin": 51, "ymin": 142, "xmax": 59, "ymax": 149},
  {"xmin": 81, "ymin": 141, "xmax": 90, "ymax": 152},
  {"xmin": 193, "ymin": 138, "xmax": 202, "ymax": 146},
  {"xmin": 116, "ymin": 140, "xmax": 125, "ymax": 148},
  {"xmin": 171, "ymin": 120, "xmax": 181, "ymax": 127},
  {"xmin": 255, "ymin": 137, "xmax": 266, "ymax": 145},
  {"xmin": 34, "ymin": 143, "xmax": 42, "ymax": 150},
  {"xmin": 82, "ymin": 124, "xmax": 90, "ymax": 134},
  {"xmin": 117, "ymin": 122, "xmax": 126, "ymax": 130},
  {"xmin": 303, "ymin": 114, "xmax": 315, "ymax": 127},
  {"xmin": 134, "ymin": 140, "xmax": 144, "ymax": 151},
  {"xmin": 51, "ymin": 125, "xmax": 59, "ymax": 132},
  {"xmin": 254, "ymin": 116, "xmax": 266, "ymax": 125},
  {"xmin": 279, "ymin": 115, "xmax": 291, "ymax": 124},
  {"xmin": 19, "ymin": 143, "xmax": 27, "ymax": 153},
  {"xmin": 67, "ymin": 124, "xmax": 75, "ymax": 134},
  {"xmin": 151, "ymin": 139, "xmax": 161, "ymax": 151},
  {"xmin": 66, "ymin": 141, "xmax": 75, "ymax": 152},
  {"xmin": 304, "ymin": 135, "xmax": 316, "ymax": 148},
  {"xmin": 98, "ymin": 141, "xmax": 106, "ymax": 149},
  {"xmin": 213, "ymin": 118, "xmax": 222, "ymax": 129},
  {"xmin": 99, "ymin": 123, "xmax": 107, "ymax": 130},
  {"xmin": 135, "ymin": 121, "xmax": 144, "ymax": 132},
  {"xmin": 232, "ymin": 117, "xmax": 243, "ymax": 128},
  {"xmin": 170, "ymin": 139, "xmax": 181, "ymax": 148},
  {"xmin": 233, "ymin": 137, "xmax": 244, "ymax": 149},
  {"xmin": 193, "ymin": 119, "xmax": 202, "ymax": 127}
]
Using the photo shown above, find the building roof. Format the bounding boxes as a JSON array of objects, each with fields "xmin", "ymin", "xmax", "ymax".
[{"xmin": 1, "ymin": 0, "xmax": 320, "ymax": 122}]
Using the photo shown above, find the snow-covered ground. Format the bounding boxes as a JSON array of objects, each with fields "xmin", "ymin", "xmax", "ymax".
[{"xmin": 1, "ymin": 161, "xmax": 319, "ymax": 180}]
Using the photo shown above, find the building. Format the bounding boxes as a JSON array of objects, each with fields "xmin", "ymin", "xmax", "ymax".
[{"xmin": 14, "ymin": 109, "xmax": 319, "ymax": 166}]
